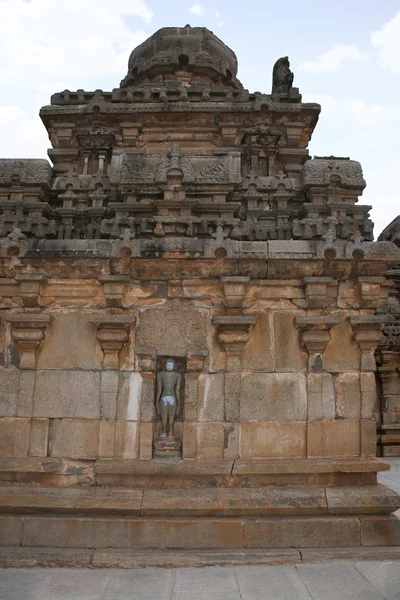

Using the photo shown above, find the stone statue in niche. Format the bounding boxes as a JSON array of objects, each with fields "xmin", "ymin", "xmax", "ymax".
[
  {"xmin": 272, "ymin": 56, "xmax": 294, "ymax": 94},
  {"xmin": 154, "ymin": 358, "xmax": 182, "ymax": 456}
]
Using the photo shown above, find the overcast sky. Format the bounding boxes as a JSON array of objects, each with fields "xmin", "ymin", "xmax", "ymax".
[{"xmin": 0, "ymin": 0, "xmax": 399, "ymax": 237}]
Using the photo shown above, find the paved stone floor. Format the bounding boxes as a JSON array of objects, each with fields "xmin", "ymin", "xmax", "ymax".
[{"xmin": 0, "ymin": 458, "xmax": 399, "ymax": 600}]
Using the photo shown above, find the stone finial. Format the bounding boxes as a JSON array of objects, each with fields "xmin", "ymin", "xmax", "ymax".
[
  {"xmin": 349, "ymin": 315, "xmax": 390, "ymax": 372},
  {"xmin": 5, "ymin": 313, "xmax": 53, "ymax": 369},
  {"xmin": 295, "ymin": 316, "xmax": 340, "ymax": 371},
  {"xmin": 212, "ymin": 315, "xmax": 258, "ymax": 371},
  {"xmin": 89, "ymin": 315, "xmax": 135, "ymax": 370},
  {"xmin": 272, "ymin": 57, "xmax": 294, "ymax": 94}
]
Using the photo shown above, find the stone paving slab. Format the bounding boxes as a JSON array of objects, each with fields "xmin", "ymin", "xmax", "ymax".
[{"xmin": 1, "ymin": 563, "xmax": 400, "ymax": 599}]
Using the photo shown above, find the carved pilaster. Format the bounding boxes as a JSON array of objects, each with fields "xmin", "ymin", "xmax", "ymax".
[
  {"xmin": 5, "ymin": 313, "xmax": 53, "ymax": 369},
  {"xmin": 90, "ymin": 315, "xmax": 135, "ymax": 370},
  {"xmin": 349, "ymin": 315, "xmax": 389, "ymax": 372},
  {"xmin": 213, "ymin": 315, "xmax": 258, "ymax": 371},
  {"xmin": 99, "ymin": 275, "xmax": 129, "ymax": 308},
  {"xmin": 295, "ymin": 316, "xmax": 340, "ymax": 371}
]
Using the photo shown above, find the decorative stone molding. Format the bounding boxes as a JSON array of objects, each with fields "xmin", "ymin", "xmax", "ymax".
[
  {"xmin": 15, "ymin": 274, "xmax": 47, "ymax": 308},
  {"xmin": 212, "ymin": 315, "xmax": 258, "ymax": 371},
  {"xmin": 186, "ymin": 350, "xmax": 208, "ymax": 372},
  {"xmin": 221, "ymin": 276, "xmax": 250, "ymax": 310},
  {"xmin": 349, "ymin": 315, "xmax": 389, "ymax": 372},
  {"xmin": 295, "ymin": 316, "xmax": 340, "ymax": 371},
  {"xmin": 5, "ymin": 313, "xmax": 53, "ymax": 369},
  {"xmin": 303, "ymin": 277, "xmax": 337, "ymax": 309},
  {"xmin": 89, "ymin": 315, "xmax": 135, "ymax": 370},
  {"xmin": 98, "ymin": 275, "xmax": 130, "ymax": 308}
]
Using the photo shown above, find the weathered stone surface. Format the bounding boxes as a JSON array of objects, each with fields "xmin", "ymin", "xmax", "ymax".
[
  {"xmin": 16, "ymin": 371, "xmax": 35, "ymax": 417},
  {"xmin": 136, "ymin": 308, "xmax": 208, "ymax": 357},
  {"xmin": 241, "ymin": 422, "xmax": 306, "ymax": 458},
  {"xmin": 273, "ymin": 311, "xmax": 308, "ymax": 372},
  {"xmin": 323, "ymin": 319, "xmax": 360, "ymax": 373},
  {"xmin": 307, "ymin": 420, "xmax": 360, "ymax": 457},
  {"xmin": 0, "ymin": 515, "xmax": 23, "ymax": 545},
  {"xmin": 116, "ymin": 372, "xmax": 141, "ymax": 421},
  {"xmin": 33, "ymin": 370, "xmax": 101, "ymax": 418},
  {"xmin": 326, "ymin": 484, "xmax": 400, "ymax": 514},
  {"xmin": 240, "ymin": 373, "xmax": 307, "ymax": 421},
  {"xmin": 197, "ymin": 423, "xmax": 224, "ymax": 459},
  {"xmin": 49, "ymin": 419, "xmax": 99, "ymax": 459},
  {"xmin": 0, "ymin": 418, "xmax": 15, "ymax": 456},
  {"xmin": 115, "ymin": 421, "xmax": 138, "ymax": 459},
  {"xmin": 0, "ymin": 369, "xmax": 19, "ymax": 417},
  {"xmin": 29, "ymin": 418, "xmax": 49, "ymax": 457},
  {"xmin": 335, "ymin": 373, "xmax": 361, "ymax": 419},
  {"xmin": 360, "ymin": 515, "xmax": 400, "ymax": 546},
  {"xmin": 244, "ymin": 516, "xmax": 360, "ymax": 547},
  {"xmin": 361, "ymin": 420, "xmax": 377, "ymax": 457},
  {"xmin": 197, "ymin": 373, "xmax": 225, "ymax": 422},
  {"xmin": 22, "ymin": 516, "xmax": 244, "ymax": 549},
  {"xmin": 37, "ymin": 312, "xmax": 102, "ymax": 370},
  {"xmin": 241, "ymin": 312, "xmax": 274, "ymax": 371},
  {"xmin": 98, "ymin": 420, "xmax": 116, "ymax": 458},
  {"xmin": 307, "ymin": 373, "xmax": 335, "ymax": 420}
]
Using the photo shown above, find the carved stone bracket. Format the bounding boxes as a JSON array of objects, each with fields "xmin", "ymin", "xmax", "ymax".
[
  {"xmin": 99, "ymin": 275, "xmax": 130, "ymax": 308},
  {"xmin": 221, "ymin": 276, "xmax": 250, "ymax": 310},
  {"xmin": 303, "ymin": 277, "xmax": 337, "ymax": 309},
  {"xmin": 90, "ymin": 315, "xmax": 135, "ymax": 370},
  {"xmin": 212, "ymin": 315, "xmax": 258, "ymax": 371},
  {"xmin": 5, "ymin": 313, "xmax": 53, "ymax": 369},
  {"xmin": 15, "ymin": 274, "xmax": 47, "ymax": 308},
  {"xmin": 295, "ymin": 316, "xmax": 340, "ymax": 371},
  {"xmin": 186, "ymin": 350, "xmax": 208, "ymax": 372},
  {"xmin": 349, "ymin": 315, "xmax": 390, "ymax": 372},
  {"xmin": 135, "ymin": 347, "xmax": 157, "ymax": 372},
  {"xmin": 358, "ymin": 277, "xmax": 389, "ymax": 310}
]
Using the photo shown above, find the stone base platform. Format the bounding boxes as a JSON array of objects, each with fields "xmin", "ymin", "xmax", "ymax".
[{"xmin": 1, "ymin": 546, "xmax": 400, "ymax": 569}]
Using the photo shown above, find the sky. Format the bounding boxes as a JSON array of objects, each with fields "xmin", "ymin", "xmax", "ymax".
[{"xmin": 0, "ymin": 0, "xmax": 399, "ymax": 238}]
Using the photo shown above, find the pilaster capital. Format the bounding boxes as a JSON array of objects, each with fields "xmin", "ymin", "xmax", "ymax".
[
  {"xmin": 90, "ymin": 314, "xmax": 135, "ymax": 370},
  {"xmin": 212, "ymin": 315, "xmax": 258, "ymax": 371},
  {"xmin": 349, "ymin": 315, "xmax": 390, "ymax": 371},
  {"xmin": 98, "ymin": 275, "xmax": 130, "ymax": 308},
  {"xmin": 4, "ymin": 313, "xmax": 53, "ymax": 369},
  {"xmin": 295, "ymin": 316, "xmax": 340, "ymax": 371}
]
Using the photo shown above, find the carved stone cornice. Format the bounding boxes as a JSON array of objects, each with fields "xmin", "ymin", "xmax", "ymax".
[
  {"xmin": 303, "ymin": 277, "xmax": 337, "ymax": 309},
  {"xmin": 89, "ymin": 315, "xmax": 135, "ymax": 370},
  {"xmin": 349, "ymin": 315, "xmax": 390, "ymax": 372},
  {"xmin": 4, "ymin": 313, "xmax": 53, "ymax": 369},
  {"xmin": 212, "ymin": 315, "xmax": 258, "ymax": 371},
  {"xmin": 295, "ymin": 316, "xmax": 340, "ymax": 371}
]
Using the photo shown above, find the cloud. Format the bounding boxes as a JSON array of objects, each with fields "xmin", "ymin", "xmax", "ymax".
[
  {"xmin": 189, "ymin": 4, "xmax": 205, "ymax": 17},
  {"xmin": 300, "ymin": 44, "xmax": 368, "ymax": 73},
  {"xmin": 0, "ymin": 0, "xmax": 152, "ymax": 88},
  {"xmin": 371, "ymin": 11, "xmax": 400, "ymax": 73},
  {"xmin": 0, "ymin": 105, "xmax": 49, "ymax": 159}
]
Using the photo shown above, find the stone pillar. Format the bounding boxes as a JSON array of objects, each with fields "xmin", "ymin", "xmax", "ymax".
[
  {"xmin": 90, "ymin": 315, "xmax": 135, "ymax": 370},
  {"xmin": 183, "ymin": 350, "xmax": 208, "ymax": 459},
  {"xmin": 5, "ymin": 313, "xmax": 53, "ymax": 369},
  {"xmin": 295, "ymin": 316, "xmax": 340, "ymax": 371},
  {"xmin": 349, "ymin": 315, "xmax": 388, "ymax": 372},
  {"xmin": 212, "ymin": 315, "xmax": 258, "ymax": 371},
  {"xmin": 135, "ymin": 348, "xmax": 157, "ymax": 460}
]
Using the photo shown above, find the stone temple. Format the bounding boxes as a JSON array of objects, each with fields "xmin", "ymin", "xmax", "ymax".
[{"xmin": 0, "ymin": 25, "xmax": 399, "ymax": 564}]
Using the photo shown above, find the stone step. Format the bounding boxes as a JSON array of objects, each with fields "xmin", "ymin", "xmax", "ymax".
[
  {"xmin": 0, "ymin": 483, "xmax": 398, "ymax": 516},
  {"xmin": 1, "ymin": 513, "xmax": 400, "ymax": 549},
  {"xmin": 0, "ymin": 546, "xmax": 400, "ymax": 569}
]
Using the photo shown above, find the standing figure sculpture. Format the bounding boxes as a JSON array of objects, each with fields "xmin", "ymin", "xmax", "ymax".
[
  {"xmin": 156, "ymin": 358, "xmax": 181, "ymax": 439},
  {"xmin": 272, "ymin": 56, "xmax": 294, "ymax": 94}
]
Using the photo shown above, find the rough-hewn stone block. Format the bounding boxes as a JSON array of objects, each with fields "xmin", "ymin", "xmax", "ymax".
[
  {"xmin": 34, "ymin": 370, "xmax": 101, "ymax": 419},
  {"xmin": 49, "ymin": 419, "xmax": 99, "ymax": 459},
  {"xmin": 273, "ymin": 311, "xmax": 307, "ymax": 372},
  {"xmin": 244, "ymin": 516, "xmax": 360, "ymax": 547},
  {"xmin": 197, "ymin": 373, "xmax": 224, "ymax": 422},
  {"xmin": 241, "ymin": 312, "xmax": 274, "ymax": 371},
  {"xmin": 0, "ymin": 369, "xmax": 19, "ymax": 417},
  {"xmin": 29, "ymin": 418, "xmax": 49, "ymax": 457},
  {"xmin": 116, "ymin": 372, "xmax": 141, "ymax": 421},
  {"xmin": 139, "ymin": 422, "xmax": 153, "ymax": 459},
  {"xmin": 240, "ymin": 373, "xmax": 307, "ymax": 422},
  {"xmin": 307, "ymin": 420, "xmax": 360, "ymax": 457},
  {"xmin": 307, "ymin": 373, "xmax": 335, "ymax": 420},
  {"xmin": 241, "ymin": 422, "xmax": 306, "ymax": 458},
  {"xmin": 360, "ymin": 515, "xmax": 400, "ymax": 546},
  {"xmin": 115, "ymin": 421, "xmax": 138, "ymax": 459},
  {"xmin": 98, "ymin": 420, "xmax": 116, "ymax": 458},
  {"xmin": 0, "ymin": 418, "xmax": 15, "ymax": 457},
  {"xmin": 335, "ymin": 373, "xmax": 361, "ymax": 419},
  {"xmin": 323, "ymin": 319, "xmax": 360, "ymax": 373},
  {"xmin": 37, "ymin": 312, "xmax": 102, "ymax": 370},
  {"xmin": 197, "ymin": 423, "xmax": 224, "ymax": 459}
]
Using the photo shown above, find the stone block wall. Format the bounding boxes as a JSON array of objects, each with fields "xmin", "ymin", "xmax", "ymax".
[{"xmin": 0, "ymin": 271, "xmax": 389, "ymax": 464}]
